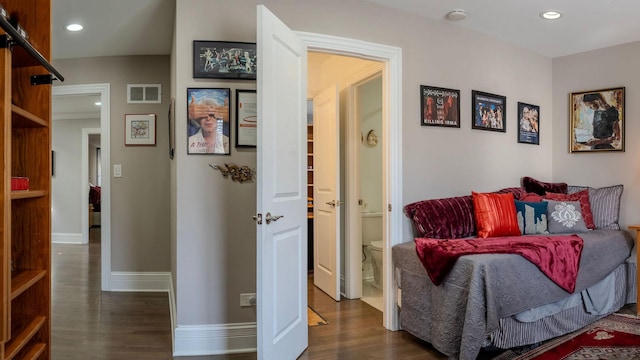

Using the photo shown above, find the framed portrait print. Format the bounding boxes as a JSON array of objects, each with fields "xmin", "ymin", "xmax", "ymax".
[
  {"xmin": 193, "ymin": 41, "xmax": 257, "ymax": 80},
  {"xmin": 569, "ymin": 87, "xmax": 624, "ymax": 153},
  {"xmin": 236, "ymin": 89, "xmax": 257, "ymax": 147},
  {"xmin": 125, "ymin": 114, "xmax": 156, "ymax": 146},
  {"xmin": 517, "ymin": 102, "xmax": 540, "ymax": 145},
  {"xmin": 420, "ymin": 85, "xmax": 460, "ymax": 127},
  {"xmin": 472, "ymin": 90, "xmax": 506, "ymax": 132},
  {"xmin": 187, "ymin": 88, "xmax": 231, "ymax": 155}
]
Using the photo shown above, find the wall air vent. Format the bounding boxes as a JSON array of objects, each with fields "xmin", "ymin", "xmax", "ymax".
[{"xmin": 127, "ymin": 84, "xmax": 162, "ymax": 104}]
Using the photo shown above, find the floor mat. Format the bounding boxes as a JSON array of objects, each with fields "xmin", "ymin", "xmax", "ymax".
[{"xmin": 308, "ymin": 306, "xmax": 328, "ymax": 327}]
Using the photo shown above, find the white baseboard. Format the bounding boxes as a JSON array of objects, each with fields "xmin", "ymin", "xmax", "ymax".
[
  {"xmin": 109, "ymin": 271, "xmax": 172, "ymax": 292},
  {"xmin": 168, "ymin": 275, "xmax": 176, "ymax": 352},
  {"xmin": 52, "ymin": 233, "xmax": 85, "ymax": 244},
  {"xmin": 173, "ymin": 322, "xmax": 256, "ymax": 356}
]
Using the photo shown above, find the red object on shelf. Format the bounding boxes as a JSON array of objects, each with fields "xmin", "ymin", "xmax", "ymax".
[{"xmin": 11, "ymin": 177, "xmax": 29, "ymax": 191}]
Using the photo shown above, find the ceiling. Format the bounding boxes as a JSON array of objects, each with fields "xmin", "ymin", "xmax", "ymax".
[
  {"xmin": 50, "ymin": 0, "xmax": 640, "ymax": 61},
  {"xmin": 52, "ymin": 0, "xmax": 174, "ymax": 60},
  {"xmin": 365, "ymin": 0, "xmax": 640, "ymax": 58}
]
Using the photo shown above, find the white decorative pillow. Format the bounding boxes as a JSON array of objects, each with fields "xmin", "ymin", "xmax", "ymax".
[{"xmin": 547, "ymin": 200, "xmax": 589, "ymax": 234}]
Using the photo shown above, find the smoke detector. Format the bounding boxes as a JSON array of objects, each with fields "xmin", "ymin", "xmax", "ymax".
[{"xmin": 446, "ymin": 9, "xmax": 467, "ymax": 21}]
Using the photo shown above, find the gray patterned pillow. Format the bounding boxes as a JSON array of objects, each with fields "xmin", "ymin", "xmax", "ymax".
[
  {"xmin": 547, "ymin": 200, "xmax": 589, "ymax": 234},
  {"xmin": 567, "ymin": 185, "xmax": 623, "ymax": 230}
]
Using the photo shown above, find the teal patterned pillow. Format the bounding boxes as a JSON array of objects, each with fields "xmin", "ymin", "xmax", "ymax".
[
  {"xmin": 515, "ymin": 200, "xmax": 549, "ymax": 235},
  {"xmin": 547, "ymin": 200, "xmax": 589, "ymax": 234}
]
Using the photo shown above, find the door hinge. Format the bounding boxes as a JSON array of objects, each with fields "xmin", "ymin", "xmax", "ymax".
[
  {"xmin": 253, "ymin": 213, "xmax": 262, "ymax": 225},
  {"xmin": 388, "ymin": 204, "xmax": 392, "ymax": 212}
]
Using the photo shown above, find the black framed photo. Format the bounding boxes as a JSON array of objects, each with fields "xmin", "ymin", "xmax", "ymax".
[
  {"xmin": 472, "ymin": 90, "xmax": 506, "ymax": 132},
  {"xmin": 569, "ymin": 87, "xmax": 624, "ymax": 153},
  {"xmin": 517, "ymin": 102, "xmax": 540, "ymax": 145},
  {"xmin": 420, "ymin": 85, "xmax": 460, "ymax": 127},
  {"xmin": 193, "ymin": 41, "xmax": 257, "ymax": 80},
  {"xmin": 236, "ymin": 89, "xmax": 257, "ymax": 147},
  {"xmin": 187, "ymin": 88, "xmax": 231, "ymax": 155}
]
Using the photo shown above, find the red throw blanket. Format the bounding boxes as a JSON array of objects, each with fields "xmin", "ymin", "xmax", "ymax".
[{"xmin": 415, "ymin": 235, "xmax": 584, "ymax": 293}]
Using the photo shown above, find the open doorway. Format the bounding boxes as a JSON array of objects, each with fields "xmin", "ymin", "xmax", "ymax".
[
  {"xmin": 307, "ymin": 52, "xmax": 385, "ymax": 311},
  {"xmin": 52, "ymin": 83, "xmax": 112, "ymax": 291}
]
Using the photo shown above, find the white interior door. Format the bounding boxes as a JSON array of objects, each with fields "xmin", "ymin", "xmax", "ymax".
[
  {"xmin": 313, "ymin": 85, "xmax": 341, "ymax": 301},
  {"xmin": 256, "ymin": 5, "xmax": 308, "ymax": 360}
]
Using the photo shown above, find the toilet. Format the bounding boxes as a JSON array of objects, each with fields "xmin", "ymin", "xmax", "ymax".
[{"xmin": 368, "ymin": 240, "xmax": 383, "ymax": 289}]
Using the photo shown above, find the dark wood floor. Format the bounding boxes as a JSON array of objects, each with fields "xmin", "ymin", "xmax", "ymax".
[
  {"xmin": 51, "ymin": 229, "xmax": 636, "ymax": 359},
  {"xmin": 51, "ymin": 228, "xmax": 443, "ymax": 359}
]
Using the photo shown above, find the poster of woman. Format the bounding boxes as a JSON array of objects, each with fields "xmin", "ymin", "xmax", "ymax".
[
  {"xmin": 187, "ymin": 88, "xmax": 231, "ymax": 155},
  {"xmin": 518, "ymin": 102, "xmax": 540, "ymax": 145},
  {"xmin": 570, "ymin": 87, "xmax": 624, "ymax": 153}
]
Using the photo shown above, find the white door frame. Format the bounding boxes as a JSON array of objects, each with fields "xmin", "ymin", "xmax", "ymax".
[
  {"xmin": 297, "ymin": 32, "xmax": 402, "ymax": 330},
  {"xmin": 344, "ymin": 64, "xmax": 383, "ymax": 300},
  {"xmin": 81, "ymin": 127, "xmax": 101, "ymax": 244},
  {"xmin": 53, "ymin": 83, "xmax": 112, "ymax": 291}
]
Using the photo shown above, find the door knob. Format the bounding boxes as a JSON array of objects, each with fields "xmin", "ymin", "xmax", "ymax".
[
  {"xmin": 265, "ymin": 212, "xmax": 283, "ymax": 224},
  {"xmin": 325, "ymin": 200, "xmax": 336, "ymax": 207},
  {"xmin": 252, "ymin": 213, "xmax": 262, "ymax": 225}
]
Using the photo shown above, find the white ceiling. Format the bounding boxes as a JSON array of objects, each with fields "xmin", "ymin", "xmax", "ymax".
[
  {"xmin": 51, "ymin": 0, "xmax": 640, "ymax": 60},
  {"xmin": 365, "ymin": 0, "xmax": 640, "ymax": 58},
  {"xmin": 52, "ymin": 0, "xmax": 174, "ymax": 60},
  {"xmin": 52, "ymin": 94, "xmax": 101, "ymax": 120}
]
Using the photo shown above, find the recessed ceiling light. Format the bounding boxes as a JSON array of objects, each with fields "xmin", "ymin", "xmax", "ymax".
[
  {"xmin": 65, "ymin": 23, "xmax": 83, "ymax": 32},
  {"xmin": 446, "ymin": 9, "xmax": 467, "ymax": 21},
  {"xmin": 540, "ymin": 11, "xmax": 562, "ymax": 20},
  {"xmin": 94, "ymin": 102, "xmax": 101, "ymax": 106}
]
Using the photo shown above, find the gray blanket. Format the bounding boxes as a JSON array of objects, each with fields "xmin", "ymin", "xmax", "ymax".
[{"xmin": 392, "ymin": 230, "xmax": 634, "ymax": 360}]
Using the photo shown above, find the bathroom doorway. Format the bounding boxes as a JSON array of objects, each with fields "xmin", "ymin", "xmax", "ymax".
[
  {"xmin": 356, "ymin": 75, "xmax": 383, "ymax": 310},
  {"xmin": 307, "ymin": 52, "xmax": 385, "ymax": 311}
]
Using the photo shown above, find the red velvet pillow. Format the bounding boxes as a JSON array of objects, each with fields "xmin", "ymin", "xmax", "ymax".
[
  {"xmin": 472, "ymin": 192, "xmax": 521, "ymax": 238},
  {"xmin": 522, "ymin": 176, "xmax": 568, "ymax": 196},
  {"xmin": 545, "ymin": 189, "xmax": 595, "ymax": 230},
  {"xmin": 520, "ymin": 192, "xmax": 544, "ymax": 202}
]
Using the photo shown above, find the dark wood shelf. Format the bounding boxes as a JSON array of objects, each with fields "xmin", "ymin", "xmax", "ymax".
[
  {"xmin": 11, "ymin": 270, "xmax": 46, "ymax": 300},
  {"xmin": 12, "ymin": 105, "xmax": 47, "ymax": 128},
  {"xmin": 20, "ymin": 342, "xmax": 46, "ymax": 360},
  {"xmin": 3, "ymin": 316, "xmax": 46, "ymax": 360},
  {"xmin": 11, "ymin": 190, "xmax": 46, "ymax": 200}
]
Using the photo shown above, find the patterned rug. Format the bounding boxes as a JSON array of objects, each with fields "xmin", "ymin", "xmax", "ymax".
[
  {"xmin": 497, "ymin": 313, "xmax": 640, "ymax": 359},
  {"xmin": 307, "ymin": 306, "xmax": 328, "ymax": 327}
]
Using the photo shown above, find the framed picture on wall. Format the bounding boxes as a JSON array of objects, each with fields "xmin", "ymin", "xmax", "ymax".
[
  {"xmin": 420, "ymin": 85, "xmax": 460, "ymax": 127},
  {"xmin": 517, "ymin": 102, "xmax": 540, "ymax": 145},
  {"xmin": 124, "ymin": 113, "xmax": 156, "ymax": 146},
  {"xmin": 569, "ymin": 87, "xmax": 624, "ymax": 153},
  {"xmin": 187, "ymin": 88, "xmax": 231, "ymax": 155},
  {"xmin": 472, "ymin": 90, "xmax": 506, "ymax": 132},
  {"xmin": 193, "ymin": 41, "xmax": 257, "ymax": 80},
  {"xmin": 236, "ymin": 89, "xmax": 257, "ymax": 147}
]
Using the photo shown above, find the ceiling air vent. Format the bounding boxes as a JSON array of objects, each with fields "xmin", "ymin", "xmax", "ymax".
[{"xmin": 127, "ymin": 84, "xmax": 162, "ymax": 104}]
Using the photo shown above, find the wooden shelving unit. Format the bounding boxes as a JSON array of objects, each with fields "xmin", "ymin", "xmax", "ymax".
[
  {"xmin": 307, "ymin": 124, "xmax": 314, "ymax": 219},
  {"xmin": 1, "ymin": 1, "xmax": 56, "ymax": 359}
]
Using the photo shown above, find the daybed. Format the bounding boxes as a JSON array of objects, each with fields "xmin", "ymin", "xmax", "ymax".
[{"xmin": 392, "ymin": 179, "xmax": 637, "ymax": 360}]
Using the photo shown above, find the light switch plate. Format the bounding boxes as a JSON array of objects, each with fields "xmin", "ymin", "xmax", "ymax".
[{"xmin": 114, "ymin": 164, "xmax": 122, "ymax": 178}]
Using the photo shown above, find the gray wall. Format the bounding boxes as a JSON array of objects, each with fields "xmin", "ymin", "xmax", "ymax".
[
  {"xmin": 552, "ymin": 41, "xmax": 640, "ymax": 229},
  {"xmin": 53, "ymin": 55, "xmax": 172, "ymax": 272},
  {"xmin": 173, "ymin": 0, "xmax": 553, "ymax": 327}
]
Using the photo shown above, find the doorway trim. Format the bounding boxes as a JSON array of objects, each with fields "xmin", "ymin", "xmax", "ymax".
[
  {"xmin": 344, "ymin": 64, "xmax": 383, "ymax": 300},
  {"xmin": 53, "ymin": 83, "xmax": 112, "ymax": 291},
  {"xmin": 82, "ymin": 127, "xmax": 101, "ymax": 244},
  {"xmin": 296, "ymin": 32, "xmax": 402, "ymax": 330}
]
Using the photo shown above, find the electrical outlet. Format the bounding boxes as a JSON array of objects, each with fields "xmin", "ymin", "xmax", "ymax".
[{"xmin": 240, "ymin": 293, "xmax": 256, "ymax": 307}]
